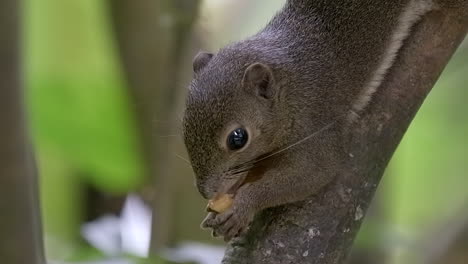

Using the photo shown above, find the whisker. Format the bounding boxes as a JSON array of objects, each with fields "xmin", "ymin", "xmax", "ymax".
[
  {"xmin": 228, "ymin": 167, "xmax": 251, "ymax": 175},
  {"xmin": 223, "ymin": 164, "xmax": 253, "ymax": 178},
  {"xmin": 227, "ymin": 161, "xmax": 254, "ymax": 173},
  {"xmin": 158, "ymin": 134, "xmax": 180, "ymax": 138},
  {"xmin": 224, "ymin": 116, "xmax": 340, "ymax": 179},
  {"xmin": 251, "ymin": 120, "xmax": 337, "ymax": 165},
  {"xmin": 174, "ymin": 153, "xmax": 192, "ymax": 168}
]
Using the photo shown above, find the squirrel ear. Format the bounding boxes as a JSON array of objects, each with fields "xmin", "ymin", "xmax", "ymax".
[
  {"xmin": 193, "ymin": 52, "xmax": 214, "ymax": 74},
  {"xmin": 242, "ymin": 63, "xmax": 276, "ymax": 99}
]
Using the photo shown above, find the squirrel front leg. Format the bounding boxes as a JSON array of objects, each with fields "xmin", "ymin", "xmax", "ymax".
[{"xmin": 203, "ymin": 151, "xmax": 337, "ymax": 241}]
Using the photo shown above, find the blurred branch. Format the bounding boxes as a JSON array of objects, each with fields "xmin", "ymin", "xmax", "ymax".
[
  {"xmin": 420, "ymin": 202, "xmax": 468, "ymax": 264},
  {"xmin": 222, "ymin": 4, "xmax": 468, "ymax": 264},
  {"xmin": 108, "ymin": 0, "xmax": 201, "ymax": 251},
  {"xmin": 0, "ymin": 0, "xmax": 45, "ymax": 263}
]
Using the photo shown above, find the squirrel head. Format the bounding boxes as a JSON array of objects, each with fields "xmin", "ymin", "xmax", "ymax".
[{"xmin": 183, "ymin": 47, "xmax": 288, "ymax": 199}]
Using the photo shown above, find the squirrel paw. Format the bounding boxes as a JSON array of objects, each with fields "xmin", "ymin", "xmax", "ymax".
[{"xmin": 201, "ymin": 205, "xmax": 253, "ymax": 242}]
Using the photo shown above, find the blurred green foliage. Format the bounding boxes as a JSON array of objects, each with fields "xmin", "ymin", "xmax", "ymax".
[
  {"xmin": 24, "ymin": 0, "xmax": 145, "ymax": 260},
  {"xmin": 25, "ymin": 0, "xmax": 145, "ymax": 194}
]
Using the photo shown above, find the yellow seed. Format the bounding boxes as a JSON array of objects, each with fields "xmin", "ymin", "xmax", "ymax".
[{"xmin": 208, "ymin": 194, "xmax": 233, "ymax": 213}]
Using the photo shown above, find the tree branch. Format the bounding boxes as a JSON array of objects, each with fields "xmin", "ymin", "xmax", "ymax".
[
  {"xmin": 0, "ymin": 0, "xmax": 45, "ymax": 263},
  {"xmin": 108, "ymin": 0, "xmax": 201, "ymax": 250},
  {"xmin": 222, "ymin": 4, "xmax": 468, "ymax": 264}
]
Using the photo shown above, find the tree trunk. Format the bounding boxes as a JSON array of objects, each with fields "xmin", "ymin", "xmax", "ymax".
[
  {"xmin": 222, "ymin": 4, "xmax": 468, "ymax": 264},
  {"xmin": 0, "ymin": 0, "xmax": 45, "ymax": 263},
  {"xmin": 108, "ymin": 0, "xmax": 201, "ymax": 250}
]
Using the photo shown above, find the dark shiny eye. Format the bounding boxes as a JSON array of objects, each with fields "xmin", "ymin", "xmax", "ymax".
[{"xmin": 227, "ymin": 128, "xmax": 249, "ymax": 150}]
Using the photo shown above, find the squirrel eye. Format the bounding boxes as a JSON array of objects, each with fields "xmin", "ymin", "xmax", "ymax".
[{"xmin": 227, "ymin": 128, "xmax": 249, "ymax": 150}]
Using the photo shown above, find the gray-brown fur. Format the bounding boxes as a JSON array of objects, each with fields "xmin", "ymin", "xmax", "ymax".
[{"xmin": 183, "ymin": 0, "xmax": 434, "ymax": 241}]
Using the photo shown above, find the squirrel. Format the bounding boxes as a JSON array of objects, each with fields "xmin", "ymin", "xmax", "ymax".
[{"xmin": 183, "ymin": 0, "xmax": 438, "ymax": 241}]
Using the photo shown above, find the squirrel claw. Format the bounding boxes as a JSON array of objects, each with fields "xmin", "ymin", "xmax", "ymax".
[
  {"xmin": 200, "ymin": 212, "xmax": 217, "ymax": 229},
  {"xmin": 211, "ymin": 229, "xmax": 219, "ymax": 238},
  {"xmin": 204, "ymin": 205, "xmax": 253, "ymax": 242}
]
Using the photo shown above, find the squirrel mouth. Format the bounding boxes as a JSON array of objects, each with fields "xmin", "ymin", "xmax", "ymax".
[
  {"xmin": 216, "ymin": 159, "xmax": 270, "ymax": 198},
  {"xmin": 206, "ymin": 174, "xmax": 246, "ymax": 213},
  {"xmin": 207, "ymin": 162, "xmax": 270, "ymax": 213},
  {"xmin": 214, "ymin": 172, "xmax": 248, "ymax": 198}
]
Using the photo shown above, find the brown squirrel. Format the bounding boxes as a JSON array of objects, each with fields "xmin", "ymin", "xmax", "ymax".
[{"xmin": 183, "ymin": 0, "xmax": 438, "ymax": 241}]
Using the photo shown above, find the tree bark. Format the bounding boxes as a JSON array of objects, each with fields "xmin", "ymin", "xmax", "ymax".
[
  {"xmin": 0, "ymin": 0, "xmax": 45, "ymax": 263},
  {"xmin": 222, "ymin": 4, "xmax": 468, "ymax": 264},
  {"xmin": 108, "ymin": 0, "xmax": 201, "ymax": 250}
]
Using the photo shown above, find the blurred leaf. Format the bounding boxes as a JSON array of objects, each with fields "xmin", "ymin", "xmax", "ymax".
[
  {"xmin": 24, "ymin": 0, "xmax": 145, "ymax": 193},
  {"xmin": 28, "ymin": 77, "xmax": 144, "ymax": 192}
]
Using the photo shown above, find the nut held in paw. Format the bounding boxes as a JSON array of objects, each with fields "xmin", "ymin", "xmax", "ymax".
[{"xmin": 208, "ymin": 194, "xmax": 233, "ymax": 213}]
